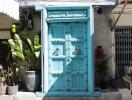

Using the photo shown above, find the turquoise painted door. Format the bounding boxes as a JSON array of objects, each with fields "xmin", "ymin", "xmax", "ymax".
[{"xmin": 48, "ymin": 22, "xmax": 88, "ymax": 92}]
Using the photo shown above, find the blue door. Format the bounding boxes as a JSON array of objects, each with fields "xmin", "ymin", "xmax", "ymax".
[
  {"xmin": 35, "ymin": 5, "xmax": 101, "ymax": 96},
  {"xmin": 48, "ymin": 22, "xmax": 88, "ymax": 92}
]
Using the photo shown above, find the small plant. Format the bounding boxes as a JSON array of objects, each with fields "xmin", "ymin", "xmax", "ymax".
[
  {"xmin": 6, "ymin": 33, "xmax": 25, "ymax": 85},
  {"xmin": 0, "ymin": 65, "xmax": 7, "ymax": 86},
  {"xmin": 96, "ymin": 55, "xmax": 109, "ymax": 76},
  {"xmin": 0, "ymin": 65, "xmax": 7, "ymax": 95},
  {"xmin": 95, "ymin": 55, "xmax": 109, "ymax": 89}
]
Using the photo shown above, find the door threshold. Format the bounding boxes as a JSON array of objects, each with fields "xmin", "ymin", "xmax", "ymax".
[{"xmin": 36, "ymin": 91, "xmax": 101, "ymax": 97}]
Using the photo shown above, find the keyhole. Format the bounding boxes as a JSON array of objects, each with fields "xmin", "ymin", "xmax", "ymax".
[
  {"xmin": 75, "ymin": 47, "xmax": 81, "ymax": 55},
  {"xmin": 56, "ymin": 48, "xmax": 59, "ymax": 51},
  {"xmin": 67, "ymin": 58, "xmax": 70, "ymax": 62}
]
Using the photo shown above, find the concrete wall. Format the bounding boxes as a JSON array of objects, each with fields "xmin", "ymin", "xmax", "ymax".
[
  {"xmin": 94, "ymin": 4, "xmax": 132, "ymax": 80},
  {"xmin": 94, "ymin": 14, "xmax": 115, "ymax": 80},
  {"xmin": 0, "ymin": 14, "xmax": 17, "ymax": 39}
]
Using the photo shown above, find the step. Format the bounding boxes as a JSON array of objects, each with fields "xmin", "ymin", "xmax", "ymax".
[
  {"xmin": 0, "ymin": 95, "xmax": 15, "ymax": 100},
  {"xmin": 122, "ymin": 95, "xmax": 132, "ymax": 100},
  {"xmin": 36, "ymin": 97, "xmax": 101, "ymax": 100},
  {"xmin": 15, "ymin": 92, "xmax": 36, "ymax": 100},
  {"xmin": 119, "ymin": 88, "xmax": 131, "ymax": 95},
  {"xmin": 101, "ymin": 92, "xmax": 122, "ymax": 100},
  {"xmin": 0, "ymin": 91, "xmax": 131, "ymax": 100}
]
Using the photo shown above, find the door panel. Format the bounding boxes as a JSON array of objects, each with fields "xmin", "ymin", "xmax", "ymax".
[
  {"xmin": 50, "ymin": 24, "xmax": 65, "ymax": 39},
  {"xmin": 71, "ymin": 42, "xmax": 84, "ymax": 56},
  {"xmin": 71, "ymin": 24, "xmax": 85, "ymax": 41},
  {"xmin": 71, "ymin": 58, "xmax": 85, "ymax": 71},
  {"xmin": 52, "ymin": 42, "xmax": 65, "ymax": 57},
  {"xmin": 51, "ymin": 59, "xmax": 65, "ymax": 74},
  {"xmin": 69, "ymin": 23, "xmax": 87, "ymax": 91},
  {"xmin": 71, "ymin": 74, "xmax": 86, "ymax": 90},
  {"xmin": 48, "ymin": 22, "xmax": 88, "ymax": 92},
  {"xmin": 49, "ymin": 23, "xmax": 67, "ymax": 91},
  {"xmin": 50, "ymin": 75, "xmax": 66, "ymax": 91}
]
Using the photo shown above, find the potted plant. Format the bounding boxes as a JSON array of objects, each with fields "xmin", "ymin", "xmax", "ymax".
[
  {"xmin": 6, "ymin": 65, "xmax": 18, "ymax": 95},
  {"xmin": 0, "ymin": 65, "xmax": 7, "ymax": 95},
  {"xmin": 22, "ymin": 35, "xmax": 41, "ymax": 91},
  {"xmin": 6, "ymin": 33, "xmax": 25, "ymax": 95},
  {"xmin": 95, "ymin": 55, "xmax": 109, "ymax": 89}
]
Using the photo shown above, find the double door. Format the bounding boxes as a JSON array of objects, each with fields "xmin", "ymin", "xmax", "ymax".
[{"xmin": 48, "ymin": 22, "xmax": 88, "ymax": 92}]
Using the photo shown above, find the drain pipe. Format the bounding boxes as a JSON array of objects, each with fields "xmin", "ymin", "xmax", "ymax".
[{"xmin": 111, "ymin": 0, "xmax": 128, "ymax": 31}]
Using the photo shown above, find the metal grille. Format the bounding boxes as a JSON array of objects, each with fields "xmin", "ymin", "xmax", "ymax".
[{"xmin": 115, "ymin": 26, "xmax": 132, "ymax": 67}]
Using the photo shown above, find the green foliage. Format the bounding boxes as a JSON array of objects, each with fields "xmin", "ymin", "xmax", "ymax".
[
  {"xmin": 8, "ymin": 34, "xmax": 24, "ymax": 60},
  {"xmin": 0, "ymin": 65, "xmax": 7, "ymax": 86},
  {"xmin": 5, "ymin": 33, "xmax": 26, "ymax": 85},
  {"xmin": 95, "ymin": 56, "xmax": 109, "ymax": 77},
  {"xmin": 23, "ymin": 35, "xmax": 41, "ymax": 71}
]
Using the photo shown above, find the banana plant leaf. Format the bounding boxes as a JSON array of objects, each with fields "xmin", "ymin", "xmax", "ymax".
[
  {"xmin": 24, "ymin": 34, "xmax": 41, "ymax": 70},
  {"xmin": 26, "ymin": 35, "xmax": 41, "ymax": 59},
  {"xmin": 27, "ymin": 38, "xmax": 34, "ymax": 53},
  {"xmin": 14, "ymin": 34, "xmax": 23, "ymax": 50},
  {"xmin": 8, "ymin": 34, "xmax": 25, "ymax": 60}
]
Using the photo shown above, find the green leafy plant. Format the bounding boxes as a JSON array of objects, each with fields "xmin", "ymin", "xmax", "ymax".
[
  {"xmin": 24, "ymin": 35, "xmax": 41, "ymax": 71},
  {"xmin": 5, "ymin": 33, "xmax": 25, "ymax": 86},
  {"xmin": 0, "ymin": 65, "xmax": 7, "ymax": 86},
  {"xmin": 96, "ymin": 55, "xmax": 109, "ymax": 76},
  {"xmin": 8, "ymin": 34, "xmax": 24, "ymax": 61},
  {"xmin": 95, "ymin": 55, "xmax": 110, "ymax": 89}
]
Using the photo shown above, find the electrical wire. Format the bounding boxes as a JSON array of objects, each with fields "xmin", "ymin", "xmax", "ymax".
[{"xmin": 111, "ymin": 0, "xmax": 128, "ymax": 31}]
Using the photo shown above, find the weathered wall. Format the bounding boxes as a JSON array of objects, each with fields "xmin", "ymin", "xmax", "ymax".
[
  {"xmin": 94, "ymin": 14, "xmax": 115, "ymax": 80},
  {"xmin": 93, "ymin": 3, "xmax": 132, "ymax": 80}
]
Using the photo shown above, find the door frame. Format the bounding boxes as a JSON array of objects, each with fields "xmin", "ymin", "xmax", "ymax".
[{"xmin": 35, "ymin": 5, "xmax": 101, "ymax": 96}]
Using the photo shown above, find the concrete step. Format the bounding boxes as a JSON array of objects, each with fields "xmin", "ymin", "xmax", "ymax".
[
  {"xmin": 0, "ymin": 95, "xmax": 15, "ymax": 100},
  {"xmin": 37, "ymin": 97, "xmax": 101, "ymax": 100},
  {"xmin": 122, "ymin": 95, "xmax": 132, "ymax": 100},
  {"xmin": 101, "ymin": 92, "xmax": 122, "ymax": 100},
  {"xmin": 15, "ymin": 92, "xmax": 36, "ymax": 100},
  {"xmin": 0, "ymin": 90, "xmax": 132, "ymax": 100},
  {"xmin": 119, "ymin": 88, "xmax": 132, "ymax": 100},
  {"xmin": 119, "ymin": 88, "xmax": 131, "ymax": 95}
]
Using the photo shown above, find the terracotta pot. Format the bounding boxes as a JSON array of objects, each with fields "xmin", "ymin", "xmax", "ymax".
[
  {"xmin": 0, "ymin": 85, "xmax": 7, "ymax": 95},
  {"xmin": 7, "ymin": 85, "xmax": 18, "ymax": 95}
]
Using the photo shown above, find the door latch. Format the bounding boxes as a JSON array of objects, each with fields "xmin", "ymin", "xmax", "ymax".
[
  {"xmin": 73, "ymin": 46, "xmax": 81, "ymax": 55},
  {"xmin": 53, "ymin": 48, "xmax": 60, "ymax": 56}
]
